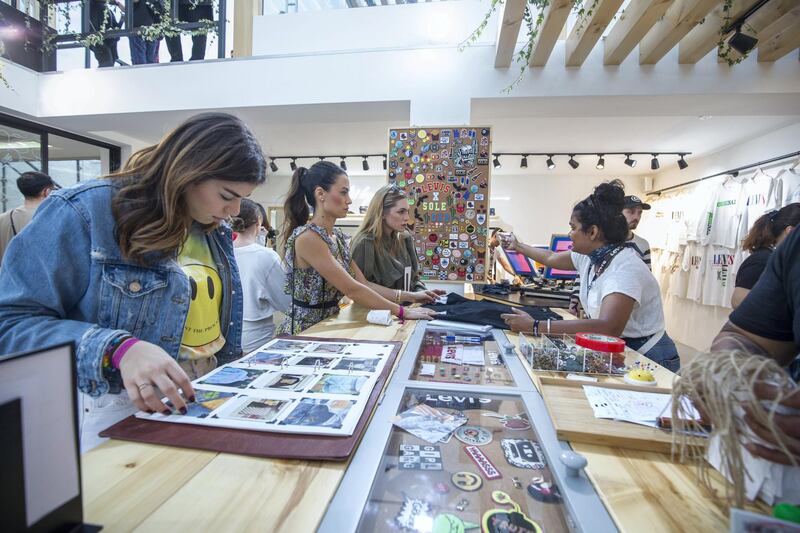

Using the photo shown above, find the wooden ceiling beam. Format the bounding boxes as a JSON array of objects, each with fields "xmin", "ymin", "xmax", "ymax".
[
  {"xmin": 565, "ymin": 0, "xmax": 625, "ymax": 67},
  {"xmin": 529, "ymin": 0, "xmax": 575, "ymax": 67},
  {"xmin": 604, "ymin": 0, "xmax": 674, "ymax": 65},
  {"xmin": 639, "ymin": 0, "xmax": 720, "ymax": 65},
  {"xmin": 495, "ymin": 0, "xmax": 527, "ymax": 68},
  {"xmin": 721, "ymin": 0, "xmax": 796, "ymax": 62},
  {"xmin": 758, "ymin": 6, "xmax": 800, "ymax": 62},
  {"xmin": 678, "ymin": 0, "xmax": 760, "ymax": 64}
]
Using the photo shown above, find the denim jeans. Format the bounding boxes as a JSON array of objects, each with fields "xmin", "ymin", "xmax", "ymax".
[
  {"xmin": 624, "ymin": 332, "xmax": 681, "ymax": 373},
  {"xmin": 129, "ymin": 35, "xmax": 158, "ymax": 64}
]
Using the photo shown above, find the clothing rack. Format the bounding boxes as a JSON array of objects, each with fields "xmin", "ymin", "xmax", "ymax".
[{"xmin": 647, "ymin": 150, "xmax": 800, "ymax": 196}]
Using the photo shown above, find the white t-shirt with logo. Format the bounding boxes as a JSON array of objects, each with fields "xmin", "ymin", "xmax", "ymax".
[
  {"xmin": 682, "ymin": 242, "xmax": 706, "ymax": 303},
  {"xmin": 774, "ymin": 168, "xmax": 800, "ymax": 207},
  {"xmin": 701, "ymin": 246, "xmax": 738, "ymax": 308},
  {"xmin": 571, "ymin": 249, "xmax": 666, "ymax": 338},
  {"xmin": 738, "ymin": 169, "xmax": 778, "ymax": 239},
  {"xmin": 699, "ymin": 180, "xmax": 744, "ymax": 248}
]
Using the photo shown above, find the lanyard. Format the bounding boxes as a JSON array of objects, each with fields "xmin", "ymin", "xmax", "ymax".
[{"xmin": 586, "ymin": 244, "xmax": 626, "ymax": 293}]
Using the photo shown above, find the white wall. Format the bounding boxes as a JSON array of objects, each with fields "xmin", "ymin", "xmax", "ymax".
[
  {"xmin": 0, "ymin": 60, "xmax": 40, "ymax": 118},
  {"xmin": 646, "ymin": 123, "xmax": 800, "ymax": 352}
]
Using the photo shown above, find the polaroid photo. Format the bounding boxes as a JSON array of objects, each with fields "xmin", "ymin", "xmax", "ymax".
[
  {"xmin": 311, "ymin": 343, "xmax": 350, "ymax": 354},
  {"xmin": 256, "ymin": 372, "xmax": 315, "ymax": 392},
  {"xmin": 196, "ymin": 366, "xmax": 267, "ymax": 389},
  {"xmin": 268, "ymin": 339, "xmax": 314, "ymax": 352},
  {"xmin": 309, "ymin": 374, "xmax": 368, "ymax": 396},
  {"xmin": 280, "ymin": 398, "xmax": 355, "ymax": 429},
  {"xmin": 241, "ymin": 351, "xmax": 292, "ymax": 367},
  {"xmin": 166, "ymin": 389, "xmax": 236, "ymax": 418},
  {"xmin": 293, "ymin": 355, "xmax": 336, "ymax": 368},
  {"xmin": 334, "ymin": 357, "xmax": 380, "ymax": 373},
  {"xmin": 222, "ymin": 398, "xmax": 289, "ymax": 423}
]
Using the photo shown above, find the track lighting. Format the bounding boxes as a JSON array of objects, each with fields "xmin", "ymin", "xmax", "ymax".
[
  {"xmin": 382, "ymin": 156, "xmax": 387, "ymax": 170},
  {"xmin": 362, "ymin": 156, "xmax": 369, "ymax": 171},
  {"xmin": 269, "ymin": 158, "xmax": 278, "ymax": 173},
  {"xmin": 290, "ymin": 158, "xmax": 297, "ymax": 171},
  {"xmin": 596, "ymin": 155, "xmax": 605, "ymax": 170},
  {"xmin": 319, "ymin": 156, "xmax": 326, "ymax": 161},
  {"xmin": 568, "ymin": 155, "xmax": 579, "ymax": 169},
  {"xmin": 651, "ymin": 154, "xmax": 660, "ymax": 170},
  {"xmin": 624, "ymin": 154, "xmax": 637, "ymax": 168},
  {"xmin": 546, "ymin": 155, "xmax": 555, "ymax": 170},
  {"xmin": 520, "ymin": 155, "xmax": 528, "ymax": 168},
  {"xmin": 677, "ymin": 154, "xmax": 688, "ymax": 170},
  {"xmin": 729, "ymin": 25, "xmax": 758, "ymax": 55},
  {"xmin": 340, "ymin": 157, "xmax": 347, "ymax": 171},
  {"xmin": 493, "ymin": 155, "xmax": 501, "ymax": 168}
]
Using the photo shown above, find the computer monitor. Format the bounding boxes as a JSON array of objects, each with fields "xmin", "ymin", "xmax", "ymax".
[
  {"xmin": 544, "ymin": 234, "xmax": 578, "ymax": 280},
  {"xmin": 501, "ymin": 248, "xmax": 537, "ymax": 277}
]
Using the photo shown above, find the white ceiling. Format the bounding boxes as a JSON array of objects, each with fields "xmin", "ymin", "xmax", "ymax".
[{"xmin": 38, "ymin": 93, "xmax": 800, "ymax": 177}]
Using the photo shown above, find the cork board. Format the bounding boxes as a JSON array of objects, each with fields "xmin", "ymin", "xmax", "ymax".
[{"xmin": 387, "ymin": 126, "xmax": 492, "ymax": 283}]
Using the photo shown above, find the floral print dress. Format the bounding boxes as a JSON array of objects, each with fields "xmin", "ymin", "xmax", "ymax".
[{"xmin": 278, "ymin": 223, "xmax": 355, "ymax": 335}]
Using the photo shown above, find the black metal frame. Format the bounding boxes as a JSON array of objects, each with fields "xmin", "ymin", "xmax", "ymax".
[
  {"xmin": 0, "ymin": 113, "xmax": 122, "ymax": 210},
  {"xmin": 46, "ymin": 0, "xmax": 227, "ymax": 68}
]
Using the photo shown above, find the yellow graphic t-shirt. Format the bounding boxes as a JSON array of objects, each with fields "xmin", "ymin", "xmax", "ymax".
[{"xmin": 178, "ymin": 230, "xmax": 226, "ymax": 360}]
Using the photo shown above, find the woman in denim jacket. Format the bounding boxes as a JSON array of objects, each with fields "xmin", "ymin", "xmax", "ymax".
[{"xmin": 0, "ymin": 113, "xmax": 266, "ymax": 450}]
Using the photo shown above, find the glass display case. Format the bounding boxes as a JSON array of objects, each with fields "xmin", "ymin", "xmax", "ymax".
[{"xmin": 319, "ymin": 323, "xmax": 616, "ymax": 533}]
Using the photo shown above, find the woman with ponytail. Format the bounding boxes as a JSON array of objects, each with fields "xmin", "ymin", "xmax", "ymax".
[
  {"xmin": 733, "ymin": 203, "xmax": 800, "ymax": 308},
  {"xmin": 500, "ymin": 181, "xmax": 680, "ymax": 371},
  {"xmin": 279, "ymin": 161, "xmax": 437, "ymax": 334},
  {"xmin": 233, "ymin": 198, "xmax": 290, "ymax": 352}
]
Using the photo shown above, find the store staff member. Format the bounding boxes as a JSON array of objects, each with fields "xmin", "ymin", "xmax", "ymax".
[
  {"xmin": 622, "ymin": 195, "xmax": 652, "ymax": 270},
  {"xmin": 501, "ymin": 182, "xmax": 680, "ymax": 371},
  {"xmin": 351, "ymin": 184, "xmax": 444, "ymax": 299}
]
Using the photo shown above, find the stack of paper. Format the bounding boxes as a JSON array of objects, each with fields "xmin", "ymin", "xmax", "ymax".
[{"xmin": 582, "ymin": 386, "xmax": 701, "ymax": 428}]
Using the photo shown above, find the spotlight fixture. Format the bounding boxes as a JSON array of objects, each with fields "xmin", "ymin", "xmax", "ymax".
[
  {"xmin": 520, "ymin": 155, "xmax": 528, "ymax": 168},
  {"xmin": 269, "ymin": 158, "xmax": 278, "ymax": 173},
  {"xmin": 596, "ymin": 154, "xmax": 605, "ymax": 170},
  {"xmin": 568, "ymin": 155, "xmax": 579, "ymax": 169},
  {"xmin": 319, "ymin": 156, "xmax": 326, "ymax": 161},
  {"xmin": 382, "ymin": 156, "xmax": 388, "ymax": 170},
  {"xmin": 677, "ymin": 154, "xmax": 688, "ymax": 170},
  {"xmin": 493, "ymin": 155, "xmax": 501, "ymax": 168},
  {"xmin": 290, "ymin": 158, "xmax": 297, "ymax": 171},
  {"xmin": 546, "ymin": 155, "xmax": 555, "ymax": 170},
  {"xmin": 624, "ymin": 154, "xmax": 637, "ymax": 168},
  {"xmin": 340, "ymin": 157, "xmax": 347, "ymax": 171},
  {"xmin": 651, "ymin": 154, "xmax": 660, "ymax": 171},
  {"xmin": 362, "ymin": 156, "xmax": 369, "ymax": 171},
  {"xmin": 728, "ymin": 25, "xmax": 758, "ymax": 55}
]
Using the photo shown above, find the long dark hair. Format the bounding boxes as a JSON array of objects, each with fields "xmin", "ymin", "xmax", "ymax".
[
  {"xmin": 572, "ymin": 181, "xmax": 629, "ymax": 244},
  {"xmin": 742, "ymin": 203, "xmax": 800, "ymax": 252},
  {"xmin": 282, "ymin": 160, "xmax": 344, "ymax": 249},
  {"xmin": 108, "ymin": 113, "xmax": 266, "ymax": 263}
]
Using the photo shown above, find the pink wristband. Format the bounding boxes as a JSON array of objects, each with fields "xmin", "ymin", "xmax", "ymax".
[
  {"xmin": 398, "ymin": 305, "xmax": 405, "ymax": 321},
  {"xmin": 112, "ymin": 337, "xmax": 139, "ymax": 369}
]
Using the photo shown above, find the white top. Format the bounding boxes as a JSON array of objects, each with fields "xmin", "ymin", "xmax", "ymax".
[
  {"xmin": 738, "ymin": 169, "xmax": 778, "ymax": 240},
  {"xmin": 234, "ymin": 244, "xmax": 291, "ymax": 322},
  {"xmin": 627, "ymin": 233, "xmax": 651, "ymax": 270},
  {"xmin": 699, "ymin": 180, "xmax": 743, "ymax": 248},
  {"xmin": 571, "ymin": 248, "xmax": 665, "ymax": 339},
  {"xmin": 774, "ymin": 168, "xmax": 800, "ymax": 207}
]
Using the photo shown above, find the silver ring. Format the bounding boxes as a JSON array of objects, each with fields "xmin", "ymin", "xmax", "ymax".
[{"xmin": 137, "ymin": 383, "xmax": 153, "ymax": 391}]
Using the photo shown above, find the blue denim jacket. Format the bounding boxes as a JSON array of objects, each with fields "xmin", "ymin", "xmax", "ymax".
[{"xmin": 0, "ymin": 180, "xmax": 243, "ymax": 397}]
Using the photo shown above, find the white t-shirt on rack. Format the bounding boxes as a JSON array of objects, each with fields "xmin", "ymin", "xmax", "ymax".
[
  {"xmin": 682, "ymin": 243, "xmax": 706, "ymax": 303},
  {"xmin": 699, "ymin": 180, "xmax": 744, "ymax": 248},
  {"xmin": 701, "ymin": 246, "xmax": 738, "ymax": 308},
  {"xmin": 738, "ymin": 169, "xmax": 778, "ymax": 239},
  {"xmin": 773, "ymin": 168, "xmax": 800, "ymax": 207},
  {"xmin": 571, "ymin": 249, "xmax": 666, "ymax": 338},
  {"xmin": 667, "ymin": 249, "xmax": 688, "ymax": 299}
]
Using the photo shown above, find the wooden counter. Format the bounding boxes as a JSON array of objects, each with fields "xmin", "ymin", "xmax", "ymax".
[{"xmin": 81, "ymin": 302, "xmax": 762, "ymax": 532}]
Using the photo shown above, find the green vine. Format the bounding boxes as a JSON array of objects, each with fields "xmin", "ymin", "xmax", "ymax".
[{"xmin": 716, "ymin": 0, "xmax": 754, "ymax": 66}]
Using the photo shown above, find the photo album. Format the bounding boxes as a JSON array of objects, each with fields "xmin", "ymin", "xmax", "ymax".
[{"xmin": 135, "ymin": 337, "xmax": 396, "ymax": 437}]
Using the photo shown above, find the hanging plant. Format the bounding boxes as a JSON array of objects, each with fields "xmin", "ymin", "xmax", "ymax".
[{"xmin": 716, "ymin": 0, "xmax": 754, "ymax": 66}]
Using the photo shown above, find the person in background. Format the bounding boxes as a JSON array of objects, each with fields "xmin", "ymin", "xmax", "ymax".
[
  {"xmin": 88, "ymin": 0, "xmax": 124, "ymax": 67},
  {"xmin": 622, "ymin": 195, "xmax": 652, "ymax": 270},
  {"xmin": 164, "ymin": 0, "xmax": 214, "ymax": 62},
  {"xmin": 0, "ymin": 113, "xmax": 266, "ymax": 451},
  {"xmin": 0, "ymin": 171, "xmax": 60, "ymax": 266},
  {"xmin": 501, "ymin": 182, "xmax": 680, "ymax": 371},
  {"xmin": 279, "ymin": 161, "xmax": 438, "ymax": 335},
  {"xmin": 233, "ymin": 198, "xmax": 290, "ymax": 353},
  {"xmin": 129, "ymin": 0, "xmax": 162, "ymax": 64},
  {"xmin": 732, "ymin": 203, "xmax": 800, "ymax": 308},
  {"xmin": 351, "ymin": 184, "xmax": 445, "ymax": 297}
]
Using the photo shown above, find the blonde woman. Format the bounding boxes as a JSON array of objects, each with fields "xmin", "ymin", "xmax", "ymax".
[
  {"xmin": 351, "ymin": 185, "xmax": 445, "ymax": 298},
  {"xmin": 0, "ymin": 113, "xmax": 267, "ymax": 450}
]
